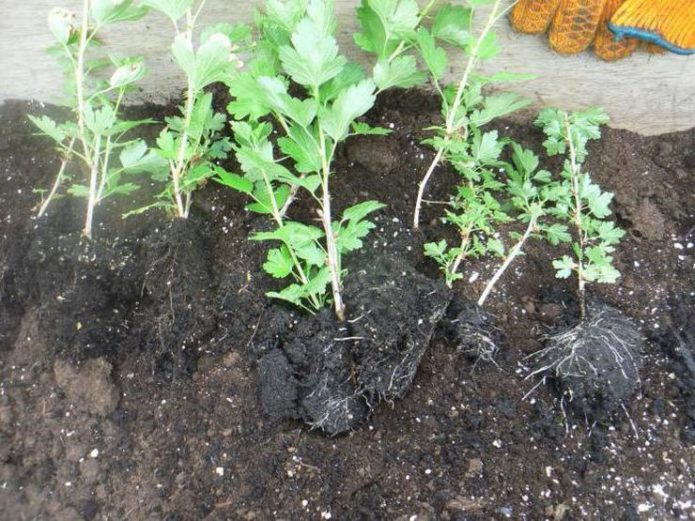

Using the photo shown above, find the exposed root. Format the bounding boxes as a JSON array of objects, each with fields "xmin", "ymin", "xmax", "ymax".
[{"xmin": 525, "ymin": 301, "xmax": 643, "ymax": 419}]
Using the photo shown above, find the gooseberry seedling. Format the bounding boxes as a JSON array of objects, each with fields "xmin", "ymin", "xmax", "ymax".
[
  {"xmin": 536, "ymin": 106, "xmax": 624, "ymax": 319},
  {"xmin": 411, "ymin": 0, "xmax": 531, "ymax": 230},
  {"xmin": 30, "ymin": 0, "xmax": 153, "ymax": 238},
  {"xmin": 136, "ymin": 0, "xmax": 251, "ymax": 218},
  {"xmin": 219, "ymin": 0, "xmax": 444, "ymax": 320}
]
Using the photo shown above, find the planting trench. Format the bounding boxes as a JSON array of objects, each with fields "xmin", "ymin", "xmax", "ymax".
[{"xmin": 1, "ymin": 90, "xmax": 694, "ymax": 519}]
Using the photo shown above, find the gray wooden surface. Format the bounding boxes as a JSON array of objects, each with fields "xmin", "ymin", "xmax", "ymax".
[{"xmin": 1, "ymin": 0, "xmax": 693, "ymax": 135}]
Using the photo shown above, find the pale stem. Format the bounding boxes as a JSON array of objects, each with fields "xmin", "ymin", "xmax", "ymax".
[
  {"xmin": 412, "ymin": 0, "xmax": 506, "ymax": 230},
  {"xmin": 75, "ymin": 0, "xmax": 95, "ymax": 238},
  {"xmin": 171, "ymin": 8, "xmax": 196, "ymax": 218},
  {"xmin": 84, "ymin": 134, "xmax": 102, "ymax": 239},
  {"xmin": 413, "ymin": 145, "xmax": 445, "ymax": 229},
  {"xmin": 74, "ymin": 0, "xmax": 91, "ymax": 160},
  {"xmin": 565, "ymin": 115, "xmax": 586, "ymax": 319},
  {"xmin": 95, "ymin": 90, "xmax": 124, "ymax": 204},
  {"xmin": 317, "ymin": 127, "xmax": 344, "ymax": 321},
  {"xmin": 478, "ymin": 215, "xmax": 537, "ymax": 307},
  {"xmin": 449, "ymin": 226, "xmax": 472, "ymax": 278},
  {"xmin": 38, "ymin": 137, "xmax": 76, "ymax": 217}
]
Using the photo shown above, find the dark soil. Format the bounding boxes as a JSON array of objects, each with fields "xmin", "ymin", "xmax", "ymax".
[{"xmin": 1, "ymin": 90, "xmax": 694, "ymax": 520}]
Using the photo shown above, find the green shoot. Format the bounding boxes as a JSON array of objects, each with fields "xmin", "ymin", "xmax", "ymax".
[
  {"xmin": 536, "ymin": 107, "xmax": 624, "ymax": 319},
  {"xmin": 412, "ymin": 0, "xmax": 530, "ymax": 229},
  {"xmin": 220, "ymin": 0, "xmax": 404, "ymax": 320},
  {"xmin": 476, "ymin": 143, "xmax": 569, "ymax": 306},
  {"xmin": 140, "ymin": 0, "xmax": 250, "ymax": 218},
  {"xmin": 30, "ymin": 0, "xmax": 152, "ymax": 238},
  {"xmin": 423, "ymin": 128, "xmax": 510, "ymax": 287}
]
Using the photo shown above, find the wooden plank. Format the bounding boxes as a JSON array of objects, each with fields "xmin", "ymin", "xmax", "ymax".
[{"xmin": 1, "ymin": 0, "xmax": 693, "ymax": 135}]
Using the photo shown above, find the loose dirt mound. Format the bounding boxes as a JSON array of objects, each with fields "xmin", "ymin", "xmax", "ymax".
[{"xmin": 1, "ymin": 93, "xmax": 694, "ymax": 519}]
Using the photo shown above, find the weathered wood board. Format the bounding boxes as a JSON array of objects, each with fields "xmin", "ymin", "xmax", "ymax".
[{"xmin": 1, "ymin": 0, "xmax": 693, "ymax": 135}]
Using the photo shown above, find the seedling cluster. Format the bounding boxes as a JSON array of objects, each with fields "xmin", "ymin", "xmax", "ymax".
[{"xmin": 31, "ymin": 0, "xmax": 635, "ymax": 400}]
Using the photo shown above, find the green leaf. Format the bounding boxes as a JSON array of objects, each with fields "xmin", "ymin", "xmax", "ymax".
[
  {"xmin": 181, "ymin": 162, "xmax": 215, "ymax": 190},
  {"xmin": 294, "ymin": 241, "xmax": 327, "ymax": 266},
  {"xmin": 213, "ymin": 167, "xmax": 254, "ymax": 195},
  {"xmin": 432, "ymin": 4, "xmax": 471, "ymax": 47},
  {"xmin": 321, "ymin": 79, "xmax": 376, "ymax": 141},
  {"xmin": 227, "ymin": 73, "xmax": 272, "ymax": 120},
  {"xmin": 510, "ymin": 143, "xmax": 539, "ymax": 175},
  {"xmin": 264, "ymin": 0, "xmax": 309, "ymax": 33},
  {"xmin": 253, "ymin": 221, "xmax": 324, "ymax": 246},
  {"xmin": 279, "ymin": 16, "xmax": 346, "ymax": 87},
  {"xmin": 354, "ymin": 1, "xmax": 387, "ymax": 57},
  {"xmin": 200, "ymin": 23, "xmax": 252, "ymax": 45},
  {"xmin": 28, "ymin": 115, "xmax": 66, "ymax": 144},
  {"xmin": 83, "ymin": 103, "xmax": 116, "ymax": 134},
  {"xmin": 472, "ymin": 30, "xmax": 499, "ymax": 59},
  {"xmin": 247, "ymin": 184, "xmax": 290, "ymax": 214},
  {"xmin": 141, "ymin": 0, "xmax": 192, "ymax": 22},
  {"xmin": 109, "ymin": 59, "xmax": 146, "ymax": 89},
  {"xmin": 354, "ymin": 0, "xmax": 419, "ymax": 58},
  {"xmin": 337, "ymin": 219, "xmax": 375, "ymax": 252},
  {"xmin": 155, "ymin": 129, "xmax": 177, "ymax": 160},
  {"xmin": 320, "ymin": 62, "xmax": 365, "ymax": 101},
  {"xmin": 193, "ymin": 33, "xmax": 235, "ymax": 90},
  {"xmin": 370, "ymin": 0, "xmax": 419, "ymax": 36},
  {"xmin": 105, "ymin": 181, "xmax": 140, "ymax": 197},
  {"xmin": 278, "ymin": 126, "xmax": 321, "ymax": 173},
  {"xmin": 171, "ymin": 33, "xmax": 197, "ymax": 80},
  {"xmin": 47, "ymin": 8, "xmax": 75, "ymax": 44},
  {"xmin": 543, "ymin": 223, "xmax": 571, "ymax": 245},
  {"xmin": 68, "ymin": 184, "xmax": 90, "ymax": 198},
  {"xmin": 342, "ymin": 200, "xmax": 386, "ymax": 223},
  {"xmin": 583, "ymin": 182, "xmax": 614, "ymax": 218},
  {"xmin": 91, "ymin": 0, "xmax": 149, "ymax": 25},
  {"xmin": 424, "ymin": 240, "xmax": 448, "ymax": 259},
  {"xmin": 475, "ymin": 71, "xmax": 537, "ymax": 84},
  {"xmin": 416, "ymin": 28, "xmax": 447, "ymax": 80},
  {"xmin": 264, "ymin": 247, "xmax": 295, "ymax": 278},
  {"xmin": 351, "ymin": 122, "xmax": 391, "ymax": 136},
  {"xmin": 471, "ymin": 130, "xmax": 504, "ymax": 164},
  {"xmin": 469, "ymin": 93, "xmax": 530, "ymax": 127},
  {"xmin": 172, "ymin": 32, "xmax": 235, "ymax": 91},
  {"xmin": 306, "ymin": 0, "xmax": 338, "ymax": 36},
  {"xmin": 486, "ymin": 237, "xmax": 504, "ymax": 256},
  {"xmin": 119, "ymin": 139, "xmax": 166, "ymax": 174},
  {"xmin": 552, "ymin": 256, "xmax": 575, "ymax": 279},
  {"xmin": 596, "ymin": 221, "xmax": 624, "ymax": 244},
  {"xmin": 301, "ymin": 266, "xmax": 332, "ymax": 297},
  {"xmin": 257, "ymin": 76, "xmax": 317, "ymax": 127},
  {"xmin": 266, "ymin": 285, "xmax": 304, "ymax": 306},
  {"xmin": 373, "ymin": 55, "xmax": 426, "ymax": 90}
]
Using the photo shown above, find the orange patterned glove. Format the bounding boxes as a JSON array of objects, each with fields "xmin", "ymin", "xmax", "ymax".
[
  {"xmin": 511, "ymin": 0, "xmax": 695, "ymax": 60},
  {"xmin": 610, "ymin": 0, "xmax": 695, "ymax": 55},
  {"xmin": 510, "ymin": 0, "xmax": 638, "ymax": 60}
]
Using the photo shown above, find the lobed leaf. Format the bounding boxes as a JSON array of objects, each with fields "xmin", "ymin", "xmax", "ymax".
[{"xmin": 320, "ymin": 79, "xmax": 376, "ymax": 141}]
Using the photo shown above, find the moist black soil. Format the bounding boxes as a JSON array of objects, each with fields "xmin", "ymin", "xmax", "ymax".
[{"xmin": 1, "ymin": 91, "xmax": 694, "ymax": 519}]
